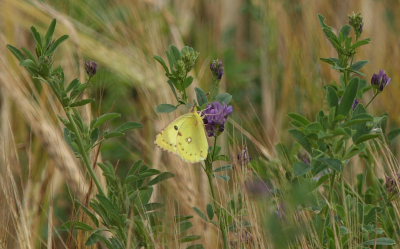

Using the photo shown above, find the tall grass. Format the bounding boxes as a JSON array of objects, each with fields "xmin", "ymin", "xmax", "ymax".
[{"xmin": 1, "ymin": 0, "xmax": 400, "ymax": 248}]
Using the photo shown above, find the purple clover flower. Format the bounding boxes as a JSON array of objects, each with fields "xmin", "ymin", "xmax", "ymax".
[
  {"xmin": 210, "ymin": 59, "xmax": 224, "ymax": 80},
  {"xmin": 202, "ymin": 101, "xmax": 233, "ymax": 137},
  {"xmin": 371, "ymin": 70, "xmax": 391, "ymax": 92}
]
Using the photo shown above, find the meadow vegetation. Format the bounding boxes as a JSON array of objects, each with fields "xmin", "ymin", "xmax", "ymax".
[{"xmin": 1, "ymin": 1, "xmax": 400, "ymax": 248}]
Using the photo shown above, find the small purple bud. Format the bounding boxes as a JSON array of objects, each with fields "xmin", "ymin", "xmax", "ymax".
[
  {"xmin": 352, "ymin": 99, "xmax": 359, "ymax": 110},
  {"xmin": 371, "ymin": 70, "xmax": 391, "ymax": 92},
  {"xmin": 210, "ymin": 59, "xmax": 224, "ymax": 80},
  {"xmin": 85, "ymin": 60, "xmax": 97, "ymax": 77}
]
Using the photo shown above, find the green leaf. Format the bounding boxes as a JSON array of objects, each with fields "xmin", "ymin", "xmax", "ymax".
[
  {"xmin": 148, "ymin": 172, "xmax": 174, "ymax": 185},
  {"xmin": 350, "ymin": 60, "xmax": 368, "ymax": 71},
  {"xmin": 85, "ymin": 229, "xmax": 109, "ymax": 246},
  {"xmin": 66, "ymin": 79, "xmax": 80, "ymax": 92},
  {"xmin": 156, "ymin": 104, "xmax": 177, "ymax": 113},
  {"xmin": 175, "ymin": 215, "xmax": 194, "ymax": 222},
  {"xmin": 179, "ymin": 221, "xmax": 193, "ymax": 233},
  {"xmin": 7, "ymin": 45, "xmax": 25, "ymax": 61},
  {"xmin": 216, "ymin": 175, "xmax": 230, "ymax": 181},
  {"xmin": 193, "ymin": 207, "xmax": 208, "ymax": 221},
  {"xmin": 318, "ymin": 158, "xmax": 343, "ymax": 172},
  {"xmin": 91, "ymin": 113, "xmax": 121, "ymax": 129},
  {"xmin": 294, "ymin": 162, "xmax": 311, "ymax": 176},
  {"xmin": 144, "ymin": 202, "xmax": 164, "ymax": 211},
  {"xmin": 104, "ymin": 131, "xmax": 124, "ymax": 139},
  {"xmin": 69, "ymin": 99, "xmax": 94, "ymax": 107},
  {"xmin": 351, "ymin": 38, "xmax": 371, "ymax": 50},
  {"xmin": 337, "ymin": 77, "xmax": 359, "ymax": 116},
  {"xmin": 326, "ymin": 85, "xmax": 338, "ymax": 108},
  {"xmin": 320, "ymin": 57, "xmax": 339, "ymax": 66},
  {"xmin": 20, "ymin": 59, "xmax": 37, "ymax": 69},
  {"xmin": 154, "ymin": 55, "xmax": 169, "ymax": 73},
  {"xmin": 46, "ymin": 35, "xmax": 69, "ymax": 55},
  {"xmin": 206, "ymin": 204, "xmax": 214, "ymax": 220},
  {"xmin": 363, "ymin": 237, "xmax": 396, "ymax": 246},
  {"xmin": 116, "ymin": 122, "xmax": 143, "ymax": 133},
  {"xmin": 388, "ymin": 128, "xmax": 400, "ymax": 141},
  {"xmin": 45, "ymin": 19, "xmax": 57, "ymax": 47},
  {"xmin": 195, "ymin": 87, "xmax": 208, "ymax": 106},
  {"xmin": 30, "ymin": 26, "xmax": 42, "ymax": 48},
  {"xmin": 215, "ymin": 93, "xmax": 232, "ymax": 104},
  {"xmin": 180, "ymin": 235, "xmax": 202, "ymax": 243},
  {"xmin": 288, "ymin": 113, "xmax": 310, "ymax": 126},
  {"xmin": 354, "ymin": 133, "xmax": 380, "ymax": 144},
  {"xmin": 289, "ymin": 129, "xmax": 312, "ymax": 153},
  {"xmin": 213, "ymin": 165, "xmax": 233, "ymax": 172},
  {"xmin": 182, "ymin": 76, "xmax": 194, "ymax": 89},
  {"xmin": 339, "ymin": 25, "xmax": 351, "ymax": 39}
]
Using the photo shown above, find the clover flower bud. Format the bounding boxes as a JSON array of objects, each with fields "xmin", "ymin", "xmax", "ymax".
[
  {"xmin": 210, "ymin": 59, "xmax": 224, "ymax": 80},
  {"xmin": 349, "ymin": 12, "xmax": 363, "ymax": 38},
  {"xmin": 371, "ymin": 70, "xmax": 391, "ymax": 92},
  {"xmin": 85, "ymin": 60, "xmax": 97, "ymax": 77}
]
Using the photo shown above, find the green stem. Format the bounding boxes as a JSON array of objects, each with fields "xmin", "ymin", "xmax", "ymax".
[
  {"xmin": 65, "ymin": 109, "xmax": 105, "ymax": 196},
  {"xmin": 365, "ymin": 92, "xmax": 379, "ymax": 108},
  {"xmin": 204, "ymin": 137, "xmax": 229, "ymax": 249}
]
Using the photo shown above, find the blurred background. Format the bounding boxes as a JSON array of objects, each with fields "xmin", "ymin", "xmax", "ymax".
[{"xmin": 1, "ymin": 0, "xmax": 399, "ymax": 248}]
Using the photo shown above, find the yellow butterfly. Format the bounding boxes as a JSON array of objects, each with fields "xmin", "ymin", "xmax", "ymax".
[{"xmin": 155, "ymin": 110, "xmax": 208, "ymax": 163}]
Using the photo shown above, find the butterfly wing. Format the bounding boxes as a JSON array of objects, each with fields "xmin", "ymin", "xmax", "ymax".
[
  {"xmin": 175, "ymin": 112, "xmax": 208, "ymax": 163},
  {"xmin": 155, "ymin": 112, "xmax": 208, "ymax": 163},
  {"xmin": 155, "ymin": 113, "xmax": 192, "ymax": 154}
]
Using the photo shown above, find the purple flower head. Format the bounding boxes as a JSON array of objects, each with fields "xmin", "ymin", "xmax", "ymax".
[
  {"xmin": 85, "ymin": 60, "xmax": 98, "ymax": 77},
  {"xmin": 371, "ymin": 70, "xmax": 391, "ymax": 92},
  {"xmin": 210, "ymin": 59, "xmax": 224, "ymax": 80},
  {"xmin": 352, "ymin": 99, "xmax": 359, "ymax": 110},
  {"xmin": 202, "ymin": 101, "xmax": 233, "ymax": 137}
]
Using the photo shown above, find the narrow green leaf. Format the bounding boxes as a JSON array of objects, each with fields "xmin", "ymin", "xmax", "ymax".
[
  {"xmin": 289, "ymin": 129, "xmax": 312, "ymax": 153},
  {"xmin": 215, "ymin": 93, "xmax": 232, "ymax": 104},
  {"xmin": 144, "ymin": 202, "xmax": 164, "ymax": 211},
  {"xmin": 326, "ymin": 86, "xmax": 338, "ymax": 108},
  {"xmin": 6, "ymin": 45, "xmax": 25, "ymax": 61},
  {"xmin": 354, "ymin": 133, "xmax": 380, "ymax": 144},
  {"xmin": 46, "ymin": 35, "xmax": 69, "ymax": 55},
  {"xmin": 179, "ymin": 221, "xmax": 193, "ymax": 233},
  {"xmin": 388, "ymin": 128, "xmax": 400, "ymax": 141},
  {"xmin": 206, "ymin": 204, "xmax": 214, "ymax": 220},
  {"xmin": 337, "ymin": 77, "xmax": 359, "ymax": 116},
  {"xmin": 116, "ymin": 122, "xmax": 143, "ymax": 133},
  {"xmin": 193, "ymin": 207, "xmax": 208, "ymax": 221},
  {"xmin": 351, "ymin": 38, "xmax": 371, "ymax": 49},
  {"xmin": 195, "ymin": 87, "xmax": 208, "ymax": 106},
  {"xmin": 213, "ymin": 165, "xmax": 233, "ymax": 172},
  {"xmin": 288, "ymin": 113, "xmax": 310, "ymax": 126},
  {"xmin": 30, "ymin": 26, "xmax": 42, "ymax": 48},
  {"xmin": 91, "ymin": 113, "xmax": 121, "ymax": 129},
  {"xmin": 363, "ymin": 237, "xmax": 396, "ymax": 246},
  {"xmin": 183, "ymin": 76, "xmax": 193, "ymax": 89},
  {"xmin": 85, "ymin": 229, "xmax": 109, "ymax": 246},
  {"xmin": 318, "ymin": 158, "xmax": 343, "ymax": 172},
  {"xmin": 66, "ymin": 79, "xmax": 80, "ymax": 92},
  {"xmin": 156, "ymin": 104, "xmax": 177, "ymax": 113},
  {"xmin": 148, "ymin": 172, "xmax": 175, "ymax": 185},
  {"xmin": 350, "ymin": 60, "xmax": 368, "ymax": 71},
  {"xmin": 20, "ymin": 59, "xmax": 37, "ymax": 69},
  {"xmin": 45, "ymin": 19, "xmax": 57, "ymax": 47},
  {"xmin": 294, "ymin": 162, "xmax": 311, "ymax": 176},
  {"xmin": 104, "ymin": 131, "xmax": 124, "ymax": 139},
  {"xmin": 154, "ymin": 55, "xmax": 169, "ymax": 73},
  {"xmin": 62, "ymin": 221, "xmax": 93, "ymax": 231},
  {"xmin": 216, "ymin": 175, "xmax": 230, "ymax": 181}
]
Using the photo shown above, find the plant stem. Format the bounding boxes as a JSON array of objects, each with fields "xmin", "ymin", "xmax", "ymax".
[
  {"xmin": 365, "ymin": 92, "xmax": 379, "ymax": 108},
  {"xmin": 65, "ymin": 109, "xmax": 105, "ymax": 196},
  {"xmin": 204, "ymin": 137, "xmax": 229, "ymax": 249}
]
